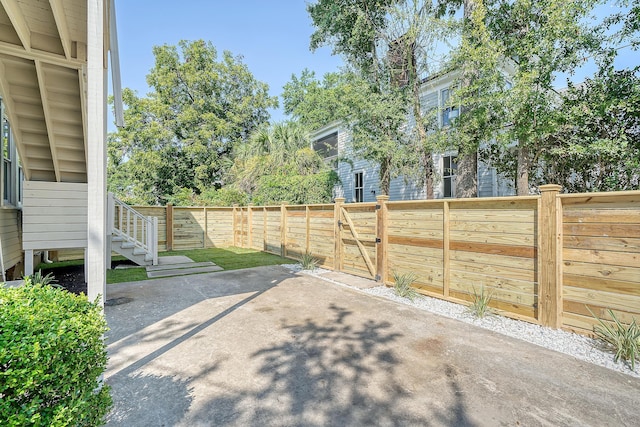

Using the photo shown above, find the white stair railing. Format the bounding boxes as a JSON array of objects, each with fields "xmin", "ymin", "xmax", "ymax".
[{"xmin": 107, "ymin": 193, "xmax": 158, "ymax": 265}]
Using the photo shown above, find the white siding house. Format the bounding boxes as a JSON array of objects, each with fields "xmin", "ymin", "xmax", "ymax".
[
  {"xmin": 312, "ymin": 70, "xmax": 516, "ymax": 202},
  {"xmin": 0, "ymin": 0, "xmax": 125, "ymax": 304}
]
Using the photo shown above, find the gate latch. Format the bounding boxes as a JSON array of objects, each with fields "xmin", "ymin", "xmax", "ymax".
[{"xmin": 375, "ymin": 237, "xmax": 381, "ymax": 243}]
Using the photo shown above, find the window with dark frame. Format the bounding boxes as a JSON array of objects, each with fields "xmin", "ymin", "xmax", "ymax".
[
  {"xmin": 354, "ymin": 171, "xmax": 364, "ymax": 202},
  {"xmin": 441, "ymin": 88, "xmax": 459, "ymax": 127},
  {"xmin": 3, "ymin": 117, "xmax": 12, "ymax": 204},
  {"xmin": 443, "ymin": 155, "xmax": 457, "ymax": 198},
  {"xmin": 312, "ymin": 132, "xmax": 338, "ymax": 158}
]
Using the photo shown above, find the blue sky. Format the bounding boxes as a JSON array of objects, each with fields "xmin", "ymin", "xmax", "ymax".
[
  {"xmin": 114, "ymin": 1, "xmax": 637, "ymax": 124},
  {"xmin": 115, "ymin": 1, "xmax": 343, "ymax": 122}
]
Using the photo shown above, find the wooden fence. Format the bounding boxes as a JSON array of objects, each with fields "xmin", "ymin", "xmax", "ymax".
[{"xmin": 58, "ymin": 186, "xmax": 639, "ymax": 334}]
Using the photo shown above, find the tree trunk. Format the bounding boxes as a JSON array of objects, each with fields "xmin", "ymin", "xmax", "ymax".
[
  {"xmin": 423, "ymin": 152, "xmax": 435, "ymax": 199},
  {"xmin": 380, "ymin": 156, "xmax": 391, "ymax": 196},
  {"xmin": 516, "ymin": 143, "xmax": 530, "ymax": 195},
  {"xmin": 456, "ymin": 151, "xmax": 477, "ymax": 198},
  {"xmin": 454, "ymin": 0, "xmax": 480, "ymax": 199}
]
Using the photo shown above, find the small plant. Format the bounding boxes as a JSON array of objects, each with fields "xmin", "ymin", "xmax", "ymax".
[
  {"xmin": 588, "ymin": 307, "xmax": 640, "ymax": 370},
  {"xmin": 300, "ymin": 252, "xmax": 319, "ymax": 271},
  {"xmin": 392, "ymin": 271, "xmax": 420, "ymax": 302},
  {"xmin": 467, "ymin": 286, "xmax": 493, "ymax": 318},
  {"xmin": 28, "ymin": 270, "xmax": 59, "ymax": 287}
]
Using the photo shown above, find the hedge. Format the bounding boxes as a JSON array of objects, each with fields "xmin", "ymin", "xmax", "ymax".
[{"xmin": 0, "ymin": 279, "xmax": 111, "ymax": 426}]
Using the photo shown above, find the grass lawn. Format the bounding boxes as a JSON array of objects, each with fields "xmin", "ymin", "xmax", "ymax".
[
  {"xmin": 38, "ymin": 247, "xmax": 292, "ymax": 285},
  {"xmin": 161, "ymin": 246, "xmax": 291, "ymax": 271}
]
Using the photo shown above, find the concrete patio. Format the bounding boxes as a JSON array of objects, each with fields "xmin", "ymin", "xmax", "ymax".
[{"xmin": 105, "ymin": 266, "xmax": 640, "ymax": 426}]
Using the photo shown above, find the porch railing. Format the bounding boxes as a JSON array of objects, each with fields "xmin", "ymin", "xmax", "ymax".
[{"xmin": 107, "ymin": 193, "xmax": 158, "ymax": 265}]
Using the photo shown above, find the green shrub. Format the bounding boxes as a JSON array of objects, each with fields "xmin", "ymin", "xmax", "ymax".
[
  {"xmin": 467, "ymin": 286, "xmax": 493, "ymax": 319},
  {"xmin": 0, "ymin": 279, "xmax": 111, "ymax": 426},
  {"xmin": 300, "ymin": 252, "xmax": 319, "ymax": 271},
  {"xmin": 251, "ymin": 170, "xmax": 340, "ymax": 205},
  {"xmin": 392, "ymin": 271, "xmax": 420, "ymax": 302},
  {"xmin": 588, "ymin": 307, "xmax": 640, "ymax": 370},
  {"xmin": 198, "ymin": 187, "xmax": 250, "ymax": 207}
]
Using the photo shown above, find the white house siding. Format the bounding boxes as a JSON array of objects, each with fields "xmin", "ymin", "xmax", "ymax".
[
  {"xmin": 331, "ymin": 129, "xmax": 515, "ymax": 202},
  {"xmin": 22, "ymin": 181, "xmax": 87, "ymax": 250},
  {"xmin": 0, "ymin": 208, "xmax": 21, "ymax": 270}
]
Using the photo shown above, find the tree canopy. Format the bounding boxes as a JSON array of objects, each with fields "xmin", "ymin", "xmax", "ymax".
[
  {"xmin": 302, "ymin": 0, "xmax": 639, "ymax": 195},
  {"xmin": 108, "ymin": 40, "xmax": 278, "ymax": 205}
]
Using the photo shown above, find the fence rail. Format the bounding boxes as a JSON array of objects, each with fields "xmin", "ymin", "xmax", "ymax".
[{"xmin": 86, "ymin": 187, "xmax": 639, "ymax": 334}]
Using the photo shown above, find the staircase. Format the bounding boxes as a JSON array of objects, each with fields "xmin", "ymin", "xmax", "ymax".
[{"xmin": 108, "ymin": 193, "xmax": 158, "ymax": 266}]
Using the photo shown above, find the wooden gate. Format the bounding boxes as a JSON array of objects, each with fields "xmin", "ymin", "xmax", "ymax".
[{"xmin": 338, "ymin": 203, "xmax": 378, "ymax": 279}]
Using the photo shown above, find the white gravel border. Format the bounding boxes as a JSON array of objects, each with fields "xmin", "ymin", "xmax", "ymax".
[{"xmin": 282, "ymin": 264, "xmax": 639, "ymax": 379}]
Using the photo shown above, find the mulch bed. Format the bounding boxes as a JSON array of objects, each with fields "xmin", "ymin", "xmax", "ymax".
[{"xmin": 40, "ymin": 260, "xmax": 137, "ymax": 295}]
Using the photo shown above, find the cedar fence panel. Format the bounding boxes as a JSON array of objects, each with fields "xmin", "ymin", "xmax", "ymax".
[
  {"xmin": 560, "ymin": 192, "xmax": 640, "ymax": 334},
  {"xmin": 205, "ymin": 207, "xmax": 234, "ymax": 248},
  {"xmin": 308, "ymin": 204, "xmax": 336, "ymax": 269},
  {"xmin": 172, "ymin": 207, "xmax": 206, "ymax": 250},
  {"xmin": 118, "ymin": 186, "xmax": 639, "ymax": 334}
]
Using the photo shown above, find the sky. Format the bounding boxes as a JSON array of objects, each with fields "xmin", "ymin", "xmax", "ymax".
[
  {"xmin": 115, "ymin": 1, "xmax": 344, "ymax": 123},
  {"xmin": 113, "ymin": 1, "xmax": 638, "ymax": 124}
]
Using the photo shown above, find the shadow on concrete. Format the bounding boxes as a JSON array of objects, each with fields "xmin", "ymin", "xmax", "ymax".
[
  {"xmin": 105, "ymin": 266, "xmax": 290, "ymax": 344},
  {"xmin": 107, "ymin": 287, "xmax": 270, "ymax": 380},
  {"xmin": 105, "ymin": 266, "xmax": 290, "ymax": 426},
  {"xmin": 185, "ymin": 303, "xmax": 476, "ymax": 426}
]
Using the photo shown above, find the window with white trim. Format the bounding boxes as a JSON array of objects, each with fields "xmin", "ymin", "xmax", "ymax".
[
  {"xmin": 354, "ymin": 171, "xmax": 364, "ymax": 203},
  {"xmin": 443, "ymin": 155, "xmax": 457, "ymax": 198}
]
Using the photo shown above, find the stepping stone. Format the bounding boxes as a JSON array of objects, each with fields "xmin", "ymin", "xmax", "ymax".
[
  {"xmin": 146, "ymin": 264, "xmax": 223, "ymax": 279},
  {"xmin": 146, "ymin": 261, "xmax": 216, "ymax": 272}
]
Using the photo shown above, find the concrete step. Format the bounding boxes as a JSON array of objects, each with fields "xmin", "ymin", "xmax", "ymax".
[
  {"xmin": 133, "ymin": 247, "xmax": 147, "ymax": 256},
  {"xmin": 146, "ymin": 264, "xmax": 223, "ymax": 279},
  {"xmin": 111, "ymin": 238, "xmax": 152, "ymax": 267}
]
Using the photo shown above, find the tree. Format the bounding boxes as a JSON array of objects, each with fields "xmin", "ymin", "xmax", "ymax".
[
  {"xmin": 108, "ymin": 40, "xmax": 278, "ymax": 205},
  {"xmin": 384, "ymin": 1, "xmax": 455, "ymax": 198},
  {"xmin": 282, "ymin": 69, "xmax": 350, "ymax": 131},
  {"xmin": 308, "ymin": 0, "xmax": 400, "ymax": 79},
  {"xmin": 485, "ymin": 0, "xmax": 601, "ymax": 195},
  {"xmin": 536, "ymin": 65, "xmax": 640, "ymax": 191},
  {"xmin": 308, "ymin": 0, "xmax": 447, "ymax": 196},
  {"xmin": 228, "ymin": 121, "xmax": 340, "ymax": 204},
  {"xmin": 444, "ymin": 0, "xmax": 507, "ymax": 198}
]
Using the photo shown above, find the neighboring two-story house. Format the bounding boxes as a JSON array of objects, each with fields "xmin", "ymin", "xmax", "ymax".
[{"xmin": 311, "ymin": 69, "xmax": 516, "ymax": 203}]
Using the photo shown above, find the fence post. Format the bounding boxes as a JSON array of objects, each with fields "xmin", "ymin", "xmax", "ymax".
[
  {"xmin": 334, "ymin": 197, "xmax": 345, "ymax": 271},
  {"xmin": 203, "ymin": 207, "xmax": 207, "ymax": 248},
  {"xmin": 443, "ymin": 200, "xmax": 450, "ymax": 297},
  {"xmin": 376, "ymin": 195, "xmax": 389, "ymax": 283},
  {"xmin": 166, "ymin": 203, "xmax": 173, "ymax": 251},
  {"xmin": 152, "ymin": 216, "xmax": 159, "ymax": 265},
  {"xmin": 280, "ymin": 202, "xmax": 288, "ymax": 258},
  {"xmin": 305, "ymin": 205, "xmax": 310, "ymax": 254},
  {"xmin": 539, "ymin": 184, "xmax": 563, "ymax": 328},
  {"xmin": 232, "ymin": 204, "xmax": 238, "ymax": 247},
  {"xmin": 247, "ymin": 203, "xmax": 254, "ymax": 250}
]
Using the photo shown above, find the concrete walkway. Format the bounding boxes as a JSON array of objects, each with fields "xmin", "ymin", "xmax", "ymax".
[{"xmin": 105, "ymin": 266, "xmax": 640, "ymax": 426}]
